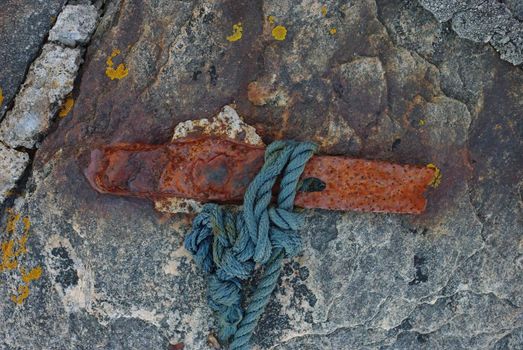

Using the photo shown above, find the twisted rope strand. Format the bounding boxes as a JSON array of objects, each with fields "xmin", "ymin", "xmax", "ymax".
[{"xmin": 184, "ymin": 140, "xmax": 317, "ymax": 349}]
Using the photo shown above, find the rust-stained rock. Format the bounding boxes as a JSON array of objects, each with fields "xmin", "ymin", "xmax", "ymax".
[
  {"xmin": 5, "ymin": 0, "xmax": 522, "ymax": 349},
  {"xmin": 247, "ymin": 80, "xmax": 289, "ymax": 107}
]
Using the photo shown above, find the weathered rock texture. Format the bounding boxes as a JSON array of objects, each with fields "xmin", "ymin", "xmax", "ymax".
[
  {"xmin": 49, "ymin": 4, "xmax": 98, "ymax": 47},
  {"xmin": 419, "ymin": 0, "xmax": 523, "ymax": 65},
  {"xmin": 0, "ymin": 144, "xmax": 29, "ymax": 203},
  {"xmin": 1, "ymin": 0, "xmax": 522, "ymax": 349},
  {"xmin": 0, "ymin": 0, "xmax": 67, "ymax": 119},
  {"xmin": 0, "ymin": 44, "xmax": 82, "ymax": 149}
]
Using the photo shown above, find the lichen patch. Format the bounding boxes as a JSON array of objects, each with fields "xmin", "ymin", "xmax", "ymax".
[
  {"xmin": 226, "ymin": 22, "xmax": 243, "ymax": 42},
  {"xmin": 1, "ymin": 210, "xmax": 42, "ymax": 305},
  {"xmin": 427, "ymin": 163, "xmax": 442, "ymax": 188},
  {"xmin": 105, "ymin": 49, "xmax": 129, "ymax": 80},
  {"xmin": 58, "ymin": 96, "xmax": 74, "ymax": 117},
  {"xmin": 272, "ymin": 25, "xmax": 287, "ymax": 41}
]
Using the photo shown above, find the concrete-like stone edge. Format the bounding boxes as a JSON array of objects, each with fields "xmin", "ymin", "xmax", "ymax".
[
  {"xmin": 49, "ymin": 4, "xmax": 98, "ymax": 47},
  {"xmin": 0, "ymin": 4, "xmax": 100, "ymax": 205},
  {"xmin": 0, "ymin": 143, "xmax": 29, "ymax": 203},
  {"xmin": 0, "ymin": 44, "xmax": 82, "ymax": 149}
]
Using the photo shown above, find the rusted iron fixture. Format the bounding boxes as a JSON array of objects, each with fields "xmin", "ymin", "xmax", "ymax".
[{"xmin": 85, "ymin": 136, "xmax": 436, "ymax": 214}]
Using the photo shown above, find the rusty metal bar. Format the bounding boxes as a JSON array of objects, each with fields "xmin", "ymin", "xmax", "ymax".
[{"xmin": 85, "ymin": 136, "xmax": 436, "ymax": 214}]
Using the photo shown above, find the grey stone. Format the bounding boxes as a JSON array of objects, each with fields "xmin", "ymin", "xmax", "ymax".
[
  {"xmin": 505, "ymin": 0, "xmax": 523, "ymax": 21},
  {"xmin": 1, "ymin": 0, "xmax": 522, "ymax": 349},
  {"xmin": 376, "ymin": 1, "xmax": 445, "ymax": 61},
  {"xmin": 0, "ymin": 0, "xmax": 67, "ymax": 119},
  {"xmin": 418, "ymin": 0, "xmax": 485, "ymax": 22},
  {"xmin": 0, "ymin": 144, "xmax": 29, "ymax": 203},
  {"xmin": 0, "ymin": 44, "xmax": 82, "ymax": 149},
  {"xmin": 420, "ymin": 0, "xmax": 523, "ymax": 65},
  {"xmin": 49, "ymin": 4, "xmax": 98, "ymax": 47},
  {"xmin": 339, "ymin": 57, "xmax": 387, "ymax": 115}
]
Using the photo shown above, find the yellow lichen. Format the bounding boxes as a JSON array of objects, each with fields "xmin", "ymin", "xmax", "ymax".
[
  {"xmin": 105, "ymin": 49, "xmax": 129, "ymax": 80},
  {"xmin": 6, "ymin": 210, "xmax": 21, "ymax": 234},
  {"xmin": 418, "ymin": 119, "xmax": 426, "ymax": 126},
  {"xmin": 226, "ymin": 22, "xmax": 243, "ymax": 42},
  {"xmin": 22, "ymin": 217, "xmax": 30, "ymax": 233},
  {"xmin": 4, "ymin": 190, "xmax": 15, "ymax": 197},
  {"xmin": 321, "ymin": 5, "xmax": 327, "ymax": 16},
  {"xmin": 58, "ymin": 97, "xmax": 75, "ymax": 118},
  {"xmin": 1, "ymin": 211, "xmax": 42, "ymax": 304},
  {"xmin": 1, "ymin": 240, "xmax": 17, "ymax": 271},
  {"xmin": 11, "ymin": 284, "xmax": 30, "ymax": 305},
  {"xmin": 21, "ymin": 266, "xmax": 42, "ymax": 284},
  {"xmin": 16, "ymin": 234, "xmax": 28, "ymax": 256},
  {"xmin": 272, "ymin": 25, "xmax": 287, "ymax": 41},
  {"xmin": 15, "ymin": 216, "xmax": 30, "ymax": 257},
  {"xmin": 427, "ymin": 163, "xmax": 442, "ymax": 188},
  {"xmin": 329, "ymin": 28, "xmax": 337, "ymax": 35},
  {"xmin": 268, "ymin": 15, "xmax": 276, "ymax": 24}
]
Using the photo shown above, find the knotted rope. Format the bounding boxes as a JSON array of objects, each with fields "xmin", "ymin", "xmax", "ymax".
[{"xmin": 184, "ymin": 140, "xmax": 318, "ymax": 349}]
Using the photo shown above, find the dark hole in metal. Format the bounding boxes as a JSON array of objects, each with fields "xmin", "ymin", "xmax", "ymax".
[{"xmin": 299, "ymin": 177, "xmax": 326, "ymax": 192}]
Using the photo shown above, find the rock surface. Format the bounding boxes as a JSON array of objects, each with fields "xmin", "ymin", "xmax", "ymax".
[
  {"xmin": 0, "ymin": 44, "xmax": 82, "ymax": 149},
  {"xmin": 49, "ymin": 4, "xmax": 98, "ymax": 47},
  {"xmin": 419, "ymin": 0, "xmax": 523, "ymax": 65},
  {"xmin": 1, "ymin": 0, "xmax": 522, "ymax": 349},
  {"xmin": 0, "ymin": 0, "xmax": 67, "ymax": 119},
  {"xmin": 0, "ymin": 144, "xmax": 29, "ymax": 203}
]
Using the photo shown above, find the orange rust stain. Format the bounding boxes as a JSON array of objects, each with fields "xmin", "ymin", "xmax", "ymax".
[
  {"xmin": 276, "ymin": 108, "xmax": 290, "ymax": 139},
  {"xmin": 0, "ymin": 87, "xmax": 4, "ymax": 106},
  {"xmin": 86, "ymin": 137, "xmax": 436, "ymax": 214},
  {"xmin": 247, "ymin": 81, "xmax": 270, "ymax": 106}
]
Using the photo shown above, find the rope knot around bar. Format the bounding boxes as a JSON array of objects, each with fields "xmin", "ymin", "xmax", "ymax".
[{"xmin": 184, "ymin": 140, "xmax": 318, "ymax": 349}]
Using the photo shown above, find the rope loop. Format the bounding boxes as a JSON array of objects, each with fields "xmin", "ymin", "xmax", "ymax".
[{"xmin": 184, "ymin": 140, "xmax": 318, "ymax": 349}]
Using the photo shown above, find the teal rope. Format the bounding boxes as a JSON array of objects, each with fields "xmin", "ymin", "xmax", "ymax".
[{"xmin": 185, "ymin": 140, "xmax": 317, "ymax": 349}]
